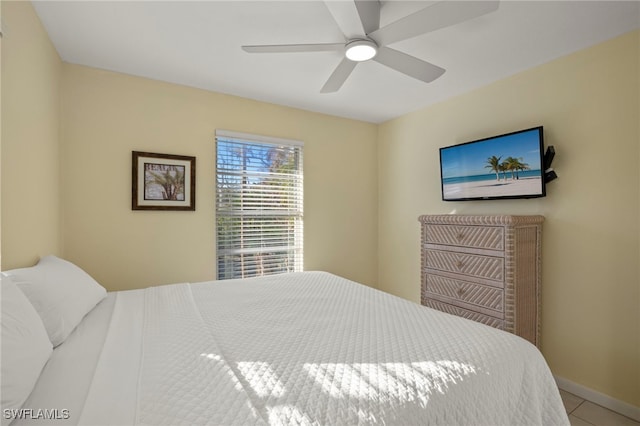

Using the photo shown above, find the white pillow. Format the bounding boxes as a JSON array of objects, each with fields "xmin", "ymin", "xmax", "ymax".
[
  {"xmin": 1, "ymin": 276, "xmax": 53, "ymax": 414},
  {"xmin": 3, "ymin": 256, "xmax": 107, "ymax": 347}
]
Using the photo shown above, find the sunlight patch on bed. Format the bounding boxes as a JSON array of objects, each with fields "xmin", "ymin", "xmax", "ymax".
[
  {"xmin": 267, "ymin": 404, "xmax": 313, "ymax": 426},
  {"xmin": 199, "ymin": 353, "xmax": 246, "ymax": 393},
  {"xmin": 303, "ymin": 360, "xmax": 477, "ymax": 406},
  {"xmin": 200, "ymin": 353, "xmax": 223, "ymax": 362},
  {"xmin": 237, "ymin": 361, "xmax": 286, "ymax": 398}
]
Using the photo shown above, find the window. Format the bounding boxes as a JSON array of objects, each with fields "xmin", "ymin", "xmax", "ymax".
[{"xmin": 215, "ymin": 130, "xmax": 303, "ymax": 280}]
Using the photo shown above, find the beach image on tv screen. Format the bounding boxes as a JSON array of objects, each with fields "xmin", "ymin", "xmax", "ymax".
[{"xmin": 441, "ymin": 129, "xmax": 543, "ymax": 200}]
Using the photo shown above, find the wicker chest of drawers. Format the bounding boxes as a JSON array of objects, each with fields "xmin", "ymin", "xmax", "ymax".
[{"xmin": 419, "ymin": 215, "xmax": 544, "ymax": 346}]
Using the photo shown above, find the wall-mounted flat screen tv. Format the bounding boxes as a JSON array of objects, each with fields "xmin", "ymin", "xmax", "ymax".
[{"xmin": 440, "ymin": 126, "xmax": 546, "ymax": 201}]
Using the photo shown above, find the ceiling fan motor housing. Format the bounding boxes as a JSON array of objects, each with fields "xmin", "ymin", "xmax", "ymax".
[{"xmin": 345, "ymin": 39, "xmax": 378, "ymax": 62}]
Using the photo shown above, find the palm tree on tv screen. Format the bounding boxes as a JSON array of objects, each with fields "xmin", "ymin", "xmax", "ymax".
[
  {"xmin": 503, "ymin": 156, "xmax": 530, "ymax": 180},
  {"xmin": 485, "ymin": 155, "xmax": 502, "ymax": 181}
]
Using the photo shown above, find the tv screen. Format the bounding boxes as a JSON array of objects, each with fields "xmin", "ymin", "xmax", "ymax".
[{"xmin": 440, "ymin": 126, "xmax": 546, "ymax": 201}]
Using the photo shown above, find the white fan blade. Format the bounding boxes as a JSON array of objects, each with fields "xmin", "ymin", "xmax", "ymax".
[
  {"xmin": 242, "ymin": 43, "xmax": 344, "ymax": 53},
  {"xmin": 323, "ymin": 1, "xmax": 365, "ymax": 39},
  {"xmin": 355, "ymin": 0, "xmax": 381, "ymax": 34},
  {"xmin": 370, "ymin": 1, "xmax": 499, "ymax": 46},
  {"xmin": 373, "ymin": 47, "xmax": 445, "ymax": 83},
  {"xmin": 321, "ymin": 58, "xmax": 358, "ymax": 93}
]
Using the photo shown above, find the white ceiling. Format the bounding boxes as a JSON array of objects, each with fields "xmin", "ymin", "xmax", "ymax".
[{"xmin": 32, "ymin": 1, "xmax": 639, "ymax": 123}]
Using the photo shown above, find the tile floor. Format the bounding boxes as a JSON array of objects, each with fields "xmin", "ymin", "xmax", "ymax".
[{"xmin": 560, "ymin": 390, "xmax": 639, "ymax": 426}]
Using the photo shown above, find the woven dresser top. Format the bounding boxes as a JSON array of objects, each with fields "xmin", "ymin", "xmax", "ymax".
[{"xmin": 418, "ymin": 214, "xmax": 544, "ymax": 226}]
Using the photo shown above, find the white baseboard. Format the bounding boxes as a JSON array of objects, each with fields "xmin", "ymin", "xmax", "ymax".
[{"xmin": 554, "ymin": 375, "xmax": 640, "ymax": 422}]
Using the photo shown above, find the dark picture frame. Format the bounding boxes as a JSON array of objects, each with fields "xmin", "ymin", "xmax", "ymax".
[{"xmin": 132, "ymin": 151, "xmax": 196, "ymax": 210}]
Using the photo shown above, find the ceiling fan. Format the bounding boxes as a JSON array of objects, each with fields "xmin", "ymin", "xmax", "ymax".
[{"xmin": 242, "ymin": 1, "xmax": 499, "ymax": 93}]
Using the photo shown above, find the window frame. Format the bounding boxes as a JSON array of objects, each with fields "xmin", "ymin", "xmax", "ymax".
[{"xmin": 215, "ymin": 130, "xmax": 304, "ymax": 280}]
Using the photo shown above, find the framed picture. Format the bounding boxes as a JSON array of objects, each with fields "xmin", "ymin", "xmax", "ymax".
[{"xmin": 132, "ymin": 151, "xmax": 196, "ymax": 210}]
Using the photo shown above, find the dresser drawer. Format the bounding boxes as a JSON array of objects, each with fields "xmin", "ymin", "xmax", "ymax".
[
  {"xmin": 424, "ymin": 224, "xmax": 504, "ymax": 251},
  {"xmin": 424, "ymin": 249, "xmax": 504, "ymax": 283},
  {"xmin": 423, "ymin": 274, "xmax": 504, "ymax": 314},
  {"xmin": 422, "ymin": 299, "xmax": 505, "ymax": 330}
]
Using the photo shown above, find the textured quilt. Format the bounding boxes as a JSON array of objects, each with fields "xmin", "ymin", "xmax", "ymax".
[{"xmin": 125, "ymin": 271, "xmax": 568, "ymax": 425}]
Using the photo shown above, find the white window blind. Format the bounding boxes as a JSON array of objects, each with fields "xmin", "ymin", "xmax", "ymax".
[{"xmin": 215, "ymin": 130, "xmax": 303, "ymax": 280}]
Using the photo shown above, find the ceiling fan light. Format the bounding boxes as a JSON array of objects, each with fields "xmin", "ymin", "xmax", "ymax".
[{"xmin": 345, "ymin": 39, "xmax": 377, "ymax": 62}]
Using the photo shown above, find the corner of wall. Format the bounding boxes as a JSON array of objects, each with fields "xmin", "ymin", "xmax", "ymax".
[{"xmin": 1, "ymin": 0, "xmax": 63, "ymax": 269}]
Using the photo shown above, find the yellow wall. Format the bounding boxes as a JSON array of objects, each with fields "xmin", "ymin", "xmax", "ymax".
[
  {"xmin": 60, "ymin": 64, "xmax": 378, "ymax": 291},
  {"xmin": 1, "ymin": 1, "xmax": 62, "ymax": 270},
  {"xmin": 377, "ymin": 31, "xmax": 639, "ymax": 406}
]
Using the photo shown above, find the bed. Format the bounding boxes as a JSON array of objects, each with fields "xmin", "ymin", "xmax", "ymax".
[{"xmin": 2, "ymin": 256, "xmax": 569, "ymax": 425}]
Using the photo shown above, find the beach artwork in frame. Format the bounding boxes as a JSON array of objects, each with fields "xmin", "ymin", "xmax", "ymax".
[{"xmin": 132, "ymin": 151, "xmax": 196, "ymax": 210}]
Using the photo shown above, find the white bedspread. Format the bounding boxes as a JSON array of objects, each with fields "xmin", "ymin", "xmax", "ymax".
[{"xmin": 22, "ymin": 272, "xmax": 569, "ymax": 425}]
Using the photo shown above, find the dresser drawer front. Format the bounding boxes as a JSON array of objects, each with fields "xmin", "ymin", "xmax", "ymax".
[
  {"xmin": 425, "ymin": 224, "xmax": 504, "ymax": 251},
  {"xmin": 424, "ymin": 275, "xmax": 504, "ymax": 313},
  {"xmin": 425, "ymin": 250, "xmax": 504, "ymax": 282},
  {"xmin": 423, "ymin": 299, "xmax": 504, "ymax": 330}
]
